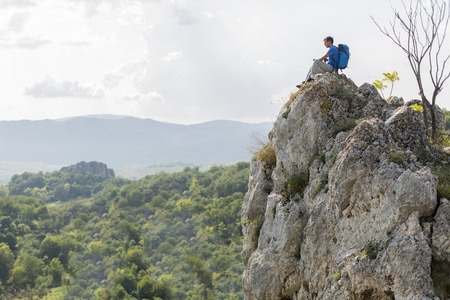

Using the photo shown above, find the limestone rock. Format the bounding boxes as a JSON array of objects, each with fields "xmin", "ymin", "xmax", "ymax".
[
  {"xmin": 241, "ymin": 160, "xmax": 272, "ymax": 265},
  {"xmin": 60, "ymin": 161, "xmax": 115, "ymax": 178},
  {"xmin": 386, "ymin": 96, "xmax": 404, "ymax": 107},
  {"xmin": 242, "ymin": 74, "xmax": 448, "ymax": 300}
]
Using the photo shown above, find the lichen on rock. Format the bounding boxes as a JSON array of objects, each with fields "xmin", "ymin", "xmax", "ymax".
[{"xmin": 242, "ymin": 74, "xmax": 449, "ymax": 299}]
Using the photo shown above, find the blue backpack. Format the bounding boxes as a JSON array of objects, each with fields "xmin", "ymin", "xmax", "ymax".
[{"xmin": 331, "ymin": 44, "xmax": 350, "ymax": 71}]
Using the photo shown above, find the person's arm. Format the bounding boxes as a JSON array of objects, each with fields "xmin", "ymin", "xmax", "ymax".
[{"xmin": 319, "ymin": 53, "xmax": 330, "ymax": 61}]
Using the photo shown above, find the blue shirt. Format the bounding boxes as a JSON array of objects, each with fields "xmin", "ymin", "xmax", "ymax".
[{"xmin": 327, "ymin": 46, "xmax": 339, "ymax": 70}]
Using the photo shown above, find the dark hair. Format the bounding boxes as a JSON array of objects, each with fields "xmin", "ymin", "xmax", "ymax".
[{"xmin": 324, "ymin": 36, "xmax": 334, "ymax": 44}]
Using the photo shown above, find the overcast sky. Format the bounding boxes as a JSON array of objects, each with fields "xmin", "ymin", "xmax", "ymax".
[{"xmin": 0, "ymin": 0, "xmax": 449, "ymax": 124}]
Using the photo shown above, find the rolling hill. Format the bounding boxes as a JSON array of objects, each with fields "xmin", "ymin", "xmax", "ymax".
[{"xmin": 0, "ymin": 115, "xmax": 272, "ymax": 182}]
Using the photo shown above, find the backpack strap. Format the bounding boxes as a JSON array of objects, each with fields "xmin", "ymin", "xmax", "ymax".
[{"xmin": 329, "ymin": 45, "xmax": 339, "ymax": 71}]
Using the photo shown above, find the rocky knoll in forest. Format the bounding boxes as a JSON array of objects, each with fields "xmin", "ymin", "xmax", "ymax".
[
  {"xmin": 60, "ymin": 161, "xmax": 115, "ymax": 178},
  {"xmin": 241, "ymin": 73, "xmax": 450, "ymax": 299}
]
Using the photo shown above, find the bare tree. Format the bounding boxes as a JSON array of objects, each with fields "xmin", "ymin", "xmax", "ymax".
[{"xmin": 371, "ymin": 0, "xmax": 450, "ymax": 140}]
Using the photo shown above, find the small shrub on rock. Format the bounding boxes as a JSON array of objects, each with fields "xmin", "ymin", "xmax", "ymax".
[
  {"xmin": 390, "ymin": 150, "xmax": 404, "ymax": 164},
  {"xmin": 254, "ymin": 142, "xmax": 276, "ymax": 169},
  {"xmin": 332, "ymin": 272, "xmax": 341, "ymax": 281},
  {"xmin": 286, "ymin": 173, "xmax": 308, "ymax": 198},
  {"xmin": 431, "ymin": 164, "xmax": 450, "ymax": 200},
  {"xmin": 330, "ymin": 85, "xmax": 355, "ymax": 101},
  {"xmin": 364, "ymin": 243, "xmax": 377, "ymax": 259},
  {"xmin": 332, "ymin": 118, "xmax": 357, "ymax": 136}
]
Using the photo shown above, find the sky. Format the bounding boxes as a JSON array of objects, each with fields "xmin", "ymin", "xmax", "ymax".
[{"xmin": 0, "ymin": 0, "xmax": 449, "ymax": 125}]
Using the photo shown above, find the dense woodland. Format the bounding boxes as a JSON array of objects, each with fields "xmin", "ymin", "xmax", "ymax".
[{"xmin": 0, "ymin": 162, "xmax": 250, "ymax": 299}]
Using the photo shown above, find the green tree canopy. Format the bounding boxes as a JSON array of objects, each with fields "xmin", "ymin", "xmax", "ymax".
[{"xmin": 0, "ymin": 243, "xmax": 14, "ymax": 284}]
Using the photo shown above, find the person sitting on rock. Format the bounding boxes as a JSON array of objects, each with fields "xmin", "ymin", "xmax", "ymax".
[{"xmin": 297, "ymin": 36, "xmax": 339, "ymax": 88}]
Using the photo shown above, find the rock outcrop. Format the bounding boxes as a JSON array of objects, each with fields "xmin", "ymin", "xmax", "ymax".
[
  {"xmin": 60, "ymin": 161, "xmax": 115, "ymax": 178},
  {"xmin": 242, "ymin": 73, "xmax": 450, "ymax": 299}
]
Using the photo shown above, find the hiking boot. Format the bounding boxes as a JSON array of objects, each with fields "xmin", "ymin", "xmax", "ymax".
[{"xmin": 296, "ymin": 81, "xmax": 308, "ymax": 88}]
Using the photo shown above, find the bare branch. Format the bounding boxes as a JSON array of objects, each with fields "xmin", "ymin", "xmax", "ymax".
[
  {"xmin": 371, "ymin": 15, "xmax": 409, "ymax": 54},
  {"xmin": 372, "ymin": 0, "xmax": 450, "ymax": 140},
  {"xmin": 428, "ymin": 0, "xmax": 450, "ymax": 93}
]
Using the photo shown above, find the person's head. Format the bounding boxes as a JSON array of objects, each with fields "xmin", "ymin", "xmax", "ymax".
[{"xmin": 323, "ymin": 36, "xmax": 334, "ymax": 48}]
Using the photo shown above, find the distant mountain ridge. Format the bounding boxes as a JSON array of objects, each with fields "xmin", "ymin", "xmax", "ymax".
[
  {"xmin": 54, "ymin": 114, "xmax": 132, "ymax": 122},
  {"xmin": 0, "ymin": 115, "xmax": 272, "ymax": 170}
]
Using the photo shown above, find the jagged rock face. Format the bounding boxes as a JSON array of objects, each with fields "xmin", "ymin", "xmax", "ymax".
[
  {"xmin": 60, "ymin": 161, "xmax": 115, "ymax": 178},
  {"xmin": 242, "ymin": 74, "xmax": 449, "ymax": 300},
  {"xmin": 242, "ymin": 160, "xmax": 272, "ymax": 266}
]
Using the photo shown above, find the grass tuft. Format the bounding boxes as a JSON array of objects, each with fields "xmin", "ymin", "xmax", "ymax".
[{"xmin": 254, "ymin": 142, "xmax": 276, "ymax": 169}]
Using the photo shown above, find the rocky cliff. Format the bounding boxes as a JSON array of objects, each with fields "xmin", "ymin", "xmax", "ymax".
[
  {"xmin": 60, "ymin": 161, "xmax": 115, "ymax": 178},
  {"xmin": 241, "ymin": 73, "xmax": 450, "ymax": 299}
]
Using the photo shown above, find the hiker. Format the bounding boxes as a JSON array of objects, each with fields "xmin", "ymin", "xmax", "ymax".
[{"xmin": 297, "ymin": 36, "xmax": 339, "ymax": 88}]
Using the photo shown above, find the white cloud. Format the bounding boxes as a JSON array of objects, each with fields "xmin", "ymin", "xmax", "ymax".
[
  {"xmin": 15, "ymin": 37, "xmax": 51, "ymax": 49},
  {"xmin": 25, "ymin": 77, "xmax": 105, "ymax": 99},
  {"xmin": 0, "ymin": 0, "xmax": 35, "ymax": 8},
  {"xmin": 7, "ymin": 12, "xmax": 29, "ymax": 32},
  {"xmin": 102, "ymin": 58, "xmax": 151, "ymax": 90},
  {"xmin": 174, "ymin": 7, "xmax": 198, "ymax": 26},
  {"xmin": 0, "ymin": 36, "xmax": 51, "ymax": 49},
  {"xmin": 257, "ymin": 60, "xmax": 280, "ymax": 65},
  {"xmin": 68, "ymin": 0, "xmax": 121, "ymax": 16},
  {"xmin": 162, "ymin": 51, "xmax": 183, "ymax": 61},
  {"xmin": 203, "ymin": 11, "xmax": 213, "ymax": 19},
  {"xmin": 62, "ymin": 40, "xmax": 91, "ymax": 47},
  {"xmin": 102, "ymin": 73, "xmax": 123, "ymax": 90},
  {"xmin": 122, "ymin": 91, "xmax": 165, "ymax": 102}
]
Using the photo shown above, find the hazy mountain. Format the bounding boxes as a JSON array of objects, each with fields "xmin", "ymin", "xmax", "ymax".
[{"xmin": 0, "ymin": 115, "xmax": 272, "ymax": 172}]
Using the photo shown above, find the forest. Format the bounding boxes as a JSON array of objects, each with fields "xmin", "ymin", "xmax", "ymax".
[{"xmin": 0, "ymin": 162, "xmax": 250, "ymax": 300}]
